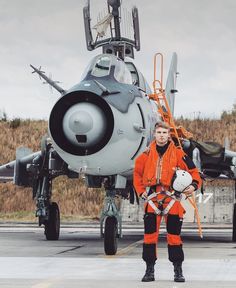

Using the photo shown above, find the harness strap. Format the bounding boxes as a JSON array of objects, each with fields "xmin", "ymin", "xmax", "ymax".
[
  {"xmin": 147, "ymin": 197, "xmax": 176, "ymax": 215},
  {"xmin": 162, "ymin": 198, "xmax": 176, "ymax": 214},
  {"xmin": 145, "ymin": 191, "xmax": 181, "ymax": 215},
  {"xmin": 147, "ymin": 191, "xmax": 182, "ymax": 201},
  {"xmin": 147, "ymin": 198, "xmax": 162, "ymax": 215},
  {"xmin": 147, "ymin": 192, "xmax": 158, "ymax": 201}
]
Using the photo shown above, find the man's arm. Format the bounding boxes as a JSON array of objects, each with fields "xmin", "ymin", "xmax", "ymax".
[{"xmin": 133, "ymin": 153, "xmax": 148, "ymax": 197}]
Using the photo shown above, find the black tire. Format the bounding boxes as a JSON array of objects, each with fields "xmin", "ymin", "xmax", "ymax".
[
  {"xmin": 104, "ymin": 216, "xmax": 118, "ymax": 255},
  {"xmin": 233, "ymin": 203, "xmax": 236, "ymax": 242},
  {"xmin": 45, "ymin": 202, "xmax": 60, "ymax": 240}
]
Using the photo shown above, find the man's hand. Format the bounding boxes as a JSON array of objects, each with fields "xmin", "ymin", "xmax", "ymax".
[
  {"xmin": 140, "ymin": 191, "xmax": 148, "ymax": 201},
  {"xmin": 183, "ymin": 185, "xmax": 195, "ymax": 197}
]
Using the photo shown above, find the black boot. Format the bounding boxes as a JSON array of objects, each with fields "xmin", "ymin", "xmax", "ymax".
[
  {"xmin": 173, "ymin": 262, "xmax": 185, "ymax": 282},
  {"xmin": 141, "ymin": 262, "xmax": 155, "ymax": 282}
]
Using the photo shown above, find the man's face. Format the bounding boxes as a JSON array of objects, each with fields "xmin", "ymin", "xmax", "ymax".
[{"xmin": 154, "ymin": 127, "xmax": 169, "ymax": 146}]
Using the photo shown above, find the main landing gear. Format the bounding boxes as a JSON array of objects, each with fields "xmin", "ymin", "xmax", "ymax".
[
  {"xmin": 44, "ymin": 202, "xmax": 60, "ymax": 240},
  {"xmin": 34, "ymin": 172, "xmax": 61, "ymax": 241},
  {"xmin": 29, "ymin": 136, "xmax": 62, "ymax": 241}
]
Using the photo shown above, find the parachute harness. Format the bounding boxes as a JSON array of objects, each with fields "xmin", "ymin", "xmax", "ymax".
[{"xmin": 145, "ymin": 188, "xmax": 182, "ymax": 216}]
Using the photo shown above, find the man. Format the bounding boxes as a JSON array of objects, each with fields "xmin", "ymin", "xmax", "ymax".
[{"xmin": 133, "ymin": 121, "xmax": 202, "ymax": 282}]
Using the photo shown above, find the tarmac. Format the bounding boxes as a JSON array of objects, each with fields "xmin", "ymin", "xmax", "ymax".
[{"xmin": 0, "ymin": 222, "xmax": 235, "ymax": 288}]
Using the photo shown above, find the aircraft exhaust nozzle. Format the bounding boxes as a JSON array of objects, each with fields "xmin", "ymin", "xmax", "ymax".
[{"xmin": 49, "ymin": 90, "xmax": 114, "ymax": 156}]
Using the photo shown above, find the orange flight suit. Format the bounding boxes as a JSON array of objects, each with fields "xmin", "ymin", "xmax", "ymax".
[{"xmin": 133, "ymin": 140, "xmax": 202, "ymax": 264}]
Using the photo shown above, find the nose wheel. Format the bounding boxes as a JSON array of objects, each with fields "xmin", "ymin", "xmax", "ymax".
[
  {"xmin": 44, "ymin": 202, "xmax": 60, "ymax": 240},
  {"xmin": 100, "ymin": 189, "xmax": 122, "ymax": 255},
  {"xmin": 104, "ymin": 216, "xmax": 118, "ymax": 255}
]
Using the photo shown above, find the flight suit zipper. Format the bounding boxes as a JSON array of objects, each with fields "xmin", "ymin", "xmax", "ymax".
[{"xmin": 156, "ymin": 156, "xmax": 163, "ymax": 185}]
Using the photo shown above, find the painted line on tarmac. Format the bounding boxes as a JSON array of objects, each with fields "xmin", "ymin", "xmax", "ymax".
[
  {"xmin": 116, "ymin": 239, "xmax": 143, "ymax": 256},
  {"xmin": 32, "ymin": 281, "xmax": 53, "ymax": 288},
  {"xmin": 32, "ymin": 277, "xmax": 64, "ymax": 288},
  {"xmin": 102, "ymin": 239, "xmax": 143, "ymax": 258}
]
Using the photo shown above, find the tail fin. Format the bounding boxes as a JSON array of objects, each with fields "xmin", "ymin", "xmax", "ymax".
[{"xmin": 165, "ymin": 52, "xmax": 178, "ymax": 115}]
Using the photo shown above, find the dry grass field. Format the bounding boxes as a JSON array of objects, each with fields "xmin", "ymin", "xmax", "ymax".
[
  {"xmin": 0, "ymin": 119, "xmax": 105, "ymax": 221},
  {"xmin": 0, "ymin": 106, "xmax": 235, "ymax": 221},
  {"xmin": 176, "ymin": 116, "xmax": 236, "ymax": 151}
]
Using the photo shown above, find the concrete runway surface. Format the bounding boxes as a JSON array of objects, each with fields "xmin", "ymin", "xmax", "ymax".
[{"xmin": 0, "ymin": 222, "xmax": 235, "ymax": 288}]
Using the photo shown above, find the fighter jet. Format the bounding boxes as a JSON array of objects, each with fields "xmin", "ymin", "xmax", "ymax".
[{"xmin": 0, "ymin": 0, "xmax": 236, "ymax": 255}]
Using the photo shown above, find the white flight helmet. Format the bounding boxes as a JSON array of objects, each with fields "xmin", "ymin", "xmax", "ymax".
[{"xmin": 172, "ymin": 170, "xmax": 192, "ymax": 193}]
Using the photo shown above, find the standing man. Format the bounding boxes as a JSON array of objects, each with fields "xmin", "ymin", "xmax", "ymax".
[{"xmin": 133, "ymin": 121, "xmax": 202, "ymax": 282}]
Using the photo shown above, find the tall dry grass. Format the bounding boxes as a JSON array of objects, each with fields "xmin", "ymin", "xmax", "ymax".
[
  {"xmin": 0, "ymin": 110, "xmax": 235, "ymax": 220},
  {"xmin": 0, "ymin": 120, "xmax": 104, "ymax": 220},
  {"xmin": 0, "ymin": 120, "xmax": 47, "ymax": 164},
  {"xmin": 176, "ymin": 117, "xmax": 236, "ymax": 151},
  {"xmin": 0, "ymin": 178, "xmax": 105, "ymax": 220}
]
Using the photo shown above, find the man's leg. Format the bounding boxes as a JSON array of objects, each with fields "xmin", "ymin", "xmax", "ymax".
[
  {"xmin": 166, "ymin": 204, "xmax": 185, "ymax": 282},
  {"xmin": 142, "ymin": 213, "xmax": 161, "ymax": 282}
]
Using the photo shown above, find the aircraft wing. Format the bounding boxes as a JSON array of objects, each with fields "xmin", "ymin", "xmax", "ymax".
[
  {"xmin": 0, "ymin": 160, "xmax": 15, "ymax": 182},
  {"xmin": 0, "ymin": 148, "xmax": 41, "ymax": 186},
  {"xmin": 188, "ymin": 140, "xmax": 236, "ymax": 179}
]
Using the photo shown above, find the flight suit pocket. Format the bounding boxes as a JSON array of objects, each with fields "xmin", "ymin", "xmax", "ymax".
[
  {"xmin": 166, "ymin": 214, "xmax": 183, "ymax": 235},
  {"xmin": 144, "ymin": 213, "xmax": 156, "ymax": 234}
]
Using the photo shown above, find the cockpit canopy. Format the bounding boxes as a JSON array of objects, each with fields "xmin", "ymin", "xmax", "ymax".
[{"xmin": 81, "ymin": 54, "xmax": 133, "ymax": 85}]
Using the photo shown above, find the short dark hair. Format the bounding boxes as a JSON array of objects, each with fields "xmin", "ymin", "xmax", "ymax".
[{"xmin": 154, "ymin": 121, "xmax": 170, "ymax": 131}]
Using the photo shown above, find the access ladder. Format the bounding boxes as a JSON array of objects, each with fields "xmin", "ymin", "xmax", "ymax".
[
  {"xmin": 148, "ymin": 53, "xmax": 193, "ymax": 147},
  {"xmin": 148, "ymin": 52, "xmax": 203, "ymax": 238}
]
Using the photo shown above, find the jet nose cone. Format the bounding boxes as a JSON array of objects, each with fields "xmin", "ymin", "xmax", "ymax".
[
  {"xmin": 49, "ymin": 91, "xmax": 114, "ymax": 155},
  {"xmin": 69, "ymin": 111, "xmax": 93, "ymax": 134},
  {"xmin": 62, "ymin": 102, "xmax": 107, "ymax": 147}
]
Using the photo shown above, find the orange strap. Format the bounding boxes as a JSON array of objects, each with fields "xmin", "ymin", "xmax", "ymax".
[{"xmin": 188, "ymin": 195, "xmax": 203, "ymax": 238}]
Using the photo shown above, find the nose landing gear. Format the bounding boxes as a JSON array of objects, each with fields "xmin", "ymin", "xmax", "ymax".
[{"xmin": 100, "ymin": 189, "xmax": 122, "ymax": 255}]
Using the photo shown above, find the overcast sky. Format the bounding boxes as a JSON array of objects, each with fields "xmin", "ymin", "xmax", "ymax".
[{"xmin": 0, "ymin": 0, "xmax": 235, "ymax": 120}]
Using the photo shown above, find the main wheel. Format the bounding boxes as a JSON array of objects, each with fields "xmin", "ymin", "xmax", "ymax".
[
  {"xmin": 104, "ymin": 216, "xmax": 118, "ymax": 255},
  {"xmin": 233, "ymin": 203, "xmax": 236, "ymax": 242},
  {"xmin": 45, "ymin": 202, "xmax": 60, "ymax": 240}
]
